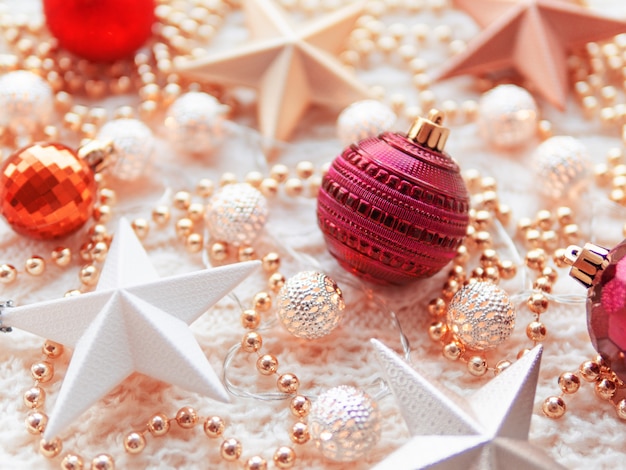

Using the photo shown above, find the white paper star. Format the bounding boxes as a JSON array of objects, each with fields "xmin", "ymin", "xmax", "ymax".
[
  {"xmin": 174, "ymin": 0, "xmax": 370, "ymax": 142},
  {"xmin": 2, "ymin": 218, "xmax": 260, "ymax": 440},
  {"xmin": 371, "ymin": 340, "xmax": 564, "ymax": 469}
]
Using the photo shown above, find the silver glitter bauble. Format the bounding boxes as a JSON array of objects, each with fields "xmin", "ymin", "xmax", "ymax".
[
  {"xmin": 277, "ymin": 271, "xmax": 345, "ymax": 339},
  {"xmin": 164, "ymin": 91, "xmax": 229, "ymax": 155},
  {"xmin": 478, "ymin": 84, "xmax": 538, "ymax": 149},
  {"xmin": 97, "ymin": 118, "xmax": 156, "ymax": 181},
  {"xmin": 205, "ymin": 183, "xmax": 268, "ymax": 246},
  {"xmin": 337, "ymin": 99, "xmax": 397, "ymax": 146},
  {"xmin": 447, "ymin": 281, "xmax": 515, "ymax": 351},
  {"xmin": 0, "ymin": 71, "xmax": 53, "ymax": 135},
  {"xmin": 309, "ymin": 385, "xmax": 381, "ymax": 462},
  {"xmin": 531, "ymin": 135, "xmax": 591, "ymax": 200}
]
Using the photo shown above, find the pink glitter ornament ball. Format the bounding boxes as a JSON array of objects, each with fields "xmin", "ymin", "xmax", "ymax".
[{"xmin": 317, "ymin": 110, "xmax": 470, "ymax": 285}]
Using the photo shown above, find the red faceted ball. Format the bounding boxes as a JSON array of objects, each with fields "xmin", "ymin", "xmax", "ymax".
[
  {"xmin": 43, "ymin": 0, "xmax": 156, "ymax": 62},
  {"xmin": 317, "ymin": 114, "xmax": 470, "ymax": 285},
  {"xmin": 0, "ymin": 142, "xmax": 96, "ymax": 240}
]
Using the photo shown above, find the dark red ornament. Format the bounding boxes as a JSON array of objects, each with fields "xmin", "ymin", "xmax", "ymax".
[
  {"xmin": 317, "ymin": 110, "xmax": 470, "ymax": 285},
  {"xmin": 43, "ymin": 0, "xmax": 156, "ymax": 62}
]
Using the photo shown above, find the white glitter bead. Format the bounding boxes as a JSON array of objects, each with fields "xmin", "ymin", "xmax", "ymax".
[
  {"xmin": 337, "ymin": 99, "xmax": 397, "ymax": 146},
  {"xmin": 277, "ymin": 271, "xmax": 345, "ymax": 339},
  {"xmin": 532, "ymin": 136, "xmax": 591, "ymax": 199},
  {"xmin": 97, "ymin": 118, "xmax": 156, "ymax": 181},
  {"xmin": 164, "ymin": 91, "xmax": 229, "ymax": 155},
  {"xmin": 447, "ymin": 281, "xmax": 515, "ymax": 351},
  {"xmin": 478, "ymin": 84, "xmax": 538, "ymax": 148},
  {"xmin": 309, "ymin": 385, "xmax": 381, "ymax": 462},
  {"xmin": 0, "ymin": 71, "xmax": 53, "ymax": 135},
  {"xmin": 205, "ymin": 183, "xmax": 268, "ymax": 246}
]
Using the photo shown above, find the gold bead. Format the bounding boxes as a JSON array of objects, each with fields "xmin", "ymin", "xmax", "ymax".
[
  {"xmin": 124, "ymin": 432, "xmax": 146, "ymax": 454},
  {"xmin": 289, "ymin": 395, "xmax": 311, "ymax": 418},
  {"xmin": 245, "ymin": 171, "xmax": 264, "ymax": 188},
  {"xmin": 175, "ymin": 406, "xmax": 199, "ymax": 428},
  {"xmin": 262, "ymin": 252, "xmax": 281, "ymax": 273},
  {"xmin": 173, "ymin": 190, "xmax": 192, "ymax": 210},
  {"xmin": 483, "ymin": 266, "xmax": 500, "ymax": 284},
  {"xmin": 147, "ymin": 413, "xmax": 170, "ymax": 436},
  {"xmin": 467, "ymin": 356, "xmax": 488, "ymax": 376},
  {"xmin": 542, "ymin": 396, "xmax": 566, "ymax": 419},
  {"xmin": 268, "ymin": 272, "xmax": 286, "ymax": 293},
  {"xmin": 427, "ymin": 297, "xmax": 447, "ymax": 317},
  {"xmin": 524, "ymin": 229, "xmax": 541, "ymax": 248},
  {"xmin": 448, "ymin": 265, "xmax": 466, "ymax": 282},
  {"xmin": 595, "ymin": 378, "xmax": 617, "ymax": 400},
  {"xmin": 98, "ymin": 188, "xmax": 116, "ymax": 206},
  {"xmin": 61, "ymin": 453, "xmax": 84, "ymax": 470},
  {"xmin": 185, "ymin": 233, "xmax": 204, "ymax": 253},
  {"xmin": 428, "ymin": 321, "xmax": 447, "ymax": 342},
  {"xmin": 0, "ymin": 264, "xmax": 17, "ymax": 283},
  {"xmin": 238, "ymin": 246, "xmax": 256, "ymax": 262},
  {"xmin": 40, "ymin": 437, "xmax": 62, "ymax": 458},
  {"xmin": 542, "ymin": 266, "xmax": 558, "ymax": 283},
  {"xmin": 270, "ymin": 164, "xmax": 289, "ymax": 183},
  {"xmin": 241, "ymin": 331, "xmax": 263, "ymax": 353},
  {"xmin": 470, "ymin": 266, "xmax": 485, "ymax": 280},
  {"xmin": 579, "ymin": 360, "xmax": 601, "ymax": 382},
  {"xmin": 616, "ymin": 399, "xmax": 626, "ymax": 420},
  {"xmin": 90, "ymin": 242, "xmax": 109, "ymax": 263},
  {"xmin": 25, "ymin": 256, "xmax": 45, "ymax": 276},
  {"xmin": 479, "ymin": 248, "xmax": 498, "ymax": 267},
  {"xmin": 245, "ymin": 456, "xmax": 267, "ymax": 470},
  {"xmin": 52, "ymin": 247, "xmax": 72, "ymax": 267},
  {"xmin": 290, "ymin": 422, "xmax": 310, "ymax": 444},
  {"xmin": 89, "ymin": 224, "xmax": 110, "ymax": 243},
  {"xmin": 79, "ymin": 264, "xmax": 100, "ymax": 286},
  {"xmin": 525, "ymin": 248, "xmax": 547, "ymax": 271},
  {"xmin": 152, "ymin": 205, "xmax": 171, "ymax": 226},
  {"xmin": 210, "ymin": 242, "xmax": 229, "ymax": 262},
  {"xmin": 256, "ymin": 354, "xmax": 279, "ymax": 375},
  {"xmin": 496, "ymin": 203, "xmax": 512, "ymax": 226},
  {"xmin": 277, "ymin": 373, "xmax": 299, "ymax": 394},
  {"xmin": 204, "ymin": 416, "xmax": 225, "ymax": 438},
  {"xmin": 253, "ymin": 291, "xmax": 272, "ymax": 312},
  {"xmin": 187, "ymin": 202, "xmax": 205, "ymax": 222},
  {"xmin": 533, "ymin": 276, "xmax": 552, "ymax": 294},
  {"xmin": 31, "ymin": 361, "xmax": 54, "ymax": 383},
  {"xmin": 273, "ymin": 446, "xmax": 296, "ymax": 469},
  {"xmin": 473, "ymin": 230, "xmax": 492, "ymax": 249},
  {"xmin": 527, "ymin": 292, "xmax": 549, "ymax": 314},
  {"xmin": 43, "ymin": 340, "xmax": 64, "ymax": 358},
  {"xmin": 454, "ymin": 245, "xmax": 469, "ymax": 265},
  {"xmin": 497, "ymin": 260, "xmax": 517, "ymax": 280},
  {"xmin": 558, "ymin": 372, "xmax": 581, "ymax": 394},
  {"xmin": 553, "ymin": 248, "xmax": 569, "ymax": 268},
  {"xmin": 296, "ymin": 161, "xmax": 315, "ymax": 179},
  {"xmin": 131, "ymin": 218, "xmax": 150, "ymax": 239},
  {"xmin": 561, "ymin": 223, "xmax": 580, "ymax": 245},
  {"xmin": 220, "ymin": 438, "xmax": 242, "ymax": 461},
  {"xmin": 219, "ymin": 172, "xmax": 237, "ymax": 187},
  {"xmin": 25, "ymin": 411, "xmax": 48, "ymax": 434},
  {"xmin": 284, "ymin": 178, "xmax": 304, "ymax": 197},
  {"xmin": 196, "ymin": 178, "xmax": 214, "ymax": 198},
  {"xmin": 91, "ymin": 453, "xmax": 114, "ymax": 470},
  {"xmin": 93, "ymin": 204, "xmax": 112, "ymax": 224},
  {"xmin": 175, "ymin": 218, "xmax": 194, "ymax": 239},
  {"xmin": 494, "ymin": 360, "xmax": 512, "ymax": 375},
  {"xmin": 260, "ymin": 178, "xmax": 279, "ymax": 197},
  {"xmin": 24, "ymin": 386, "xmax": 45, "ymax": 409},
  {"xmin": 540, "ymin": 230, "xmax": 559, "ymax": 252},
  {"xmin": 442, "ymin": 341, "xmax": 464, "ymax": 361},
  {"xmin": 526, "ymin": 321, "xmax": 547, "ymax": 342},
  {"xmin": 473, "ymin": 210, "xmax": 491, "ymax": 231},
  {"xmin": 535, "ymin": 209, "xmax": 553, "ymax": 231},
  {"xmin": 241, "ymin": 309, "xmax": 261, "ymax": 329},
  {"xmin": 441, "ymin": 279, "xmax": 461, "ymax": 300}
]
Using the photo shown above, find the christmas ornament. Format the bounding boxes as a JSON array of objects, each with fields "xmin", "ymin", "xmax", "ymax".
[
  {"xmin": 43, "ymin": 0, "xmax": 156, "ymax": 62},
  {"xmin": 371, "ymin": 340, "xmax": 564, "ymax": 469},
  {"xmin": 96, "ymin": 118, "xmax": 156, "ymax": 181},
  {"xmin": 337, "ymin": 100, "xmax": 397, "ymax": 147},
  {"xmin": 446, "ymin": 281, "xmax": 516, "ymax": 351},
  {"xmin": 308, "ymin": 385, "xmax": 381, "ymax": 462},
  {"xmin": 317, "ymin": 109, "xmax": 470, "ymax": 285},
  {"xmin": 438, "ymin": 0, "xmax": 626, "ymax": 108},
  {"xmin": 205, "ymin": 183, "xmax": 268, "ymax": 246},
  {"xmin": 477, "ymin": 84, "xmax": 538, "ymax": 149},
  {"xmin": 164, "ymin": 92, "xmax": 230, "ymax": 156},
  {"xmin": 1, "ymin": 218, "xmax": 260, "ymax": 439},
  {"xmin": 0, "ymin": 142, "xmax": 96, "ymax": 240},
  {"xmin": 563, "ymin": 240, "xmax": 626, "ymax": 381},
  {"xmin": 276, "ymin": 271, "xmax": 345, "ymax": 339},
  {"xmin": 0, "ymin": 71, "xmax": 54, "ymax": 136},
  {"xmin": 532, "ymin": 136, "xmax": 591, "ymax": 200},
  {"xmin": 174, "ymin": 0, "xmax": 369, "ymax": 142}
]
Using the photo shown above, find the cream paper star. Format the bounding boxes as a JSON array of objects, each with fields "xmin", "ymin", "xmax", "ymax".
[
  {"xmin": 2, "ymin": 218, "xmax": 260, "ymax": 440},
  {"xmin": 371, "ymin": 340, "xmax": 565, "ymax": 469},
  {"xmin": 174, "ymin": 0, "xmax": 370, "ymax": 142}
]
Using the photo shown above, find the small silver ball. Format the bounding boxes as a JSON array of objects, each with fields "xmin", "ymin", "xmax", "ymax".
[
  {"xmin": 532, "ymin": 136, "xmax": 591, "ymax": 199},
  {"xmin": 277, "ymin": 271, "xmax": 345, "ymax": 339},
  {"xmin": 97, "ymin": 118, "xmax": 156, "ymax": 181},
  {"xmin": 447, "ymin": 281, "xmax": 515, "ymax": 351},
  {"xmin": 0, "ymin": 71, "xmax": 53, "ymax": 135},
  {"xmin": 337, "ymin": 99, "xmax": 397, "ymax": 146},
  {"xmin": 205, "ymin": 183, "xmax": 268, "ymax": 246},
  {"xmin": 309, "ymin": 385, "xmax": 381, "ymax": 462},
  {"xmin": 478, "ymin": 84, "xmax": 538, "ymax": 148},
  {"xmin": 165, "ymin": 91, "xmax": 229, "ymax": 155}
]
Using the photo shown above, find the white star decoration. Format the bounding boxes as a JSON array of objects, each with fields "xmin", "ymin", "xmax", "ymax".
[
  {"xmin": 371, "ymin": 340, "xmax": 565, "ymax": 469},
  {"xmin": 174, "ymin": 0, "xmax": 370, "ymax": 142},
  {"xmin": 2, "ymin": 218, "xmax": 260, "ymax": 440}
]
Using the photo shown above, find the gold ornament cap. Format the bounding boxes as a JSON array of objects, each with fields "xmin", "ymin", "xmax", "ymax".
[
  {"xmin": 407, "ymin": 109, "xmax": 449, "ymax": 153},
  {"xmin": 563, "ymin": 243, "xmax": 610, "ymax": 288},
  {"xmin": 78, "ymin": 139, "xmax": 116, "ymax": 173}
]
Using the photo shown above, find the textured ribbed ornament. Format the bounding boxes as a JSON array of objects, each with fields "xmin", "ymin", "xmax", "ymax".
[
  {"xmin": 447, "ymin": 281, "xmax": 516, "ymax": 351},
  {"xmin": 336, "ymin": 100, "xmax": 397, "ymax": 146},
  {"xmin": 317, "ymin": 109, "xmax": 470, "ymax": 285},
  {"xmin": 205, "ymin": 183, "xmax": 268, "ymax": 246},
  {"xmin": 0, "ymin": 142, "xmax": 96, "ymax": 239},
  {"xmin": 309, "ymin": 385, "xmax": 381, "ymax": 462},
  {"xmin": 0, "ymin": 71, "xmax": 54, "ymax": 136},
  {"xmin": 276, "ymin": 271, "xmax": 345, "ymax": 339}
]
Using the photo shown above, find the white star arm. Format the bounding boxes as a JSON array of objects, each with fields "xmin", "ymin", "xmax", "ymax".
[
  {"xmin": 301, "ymin": 0, "xmax": 364, "ymax": 55},
  {"xmin": 244, "ymin": 0, "xmax": 290, "ymax": 38}
]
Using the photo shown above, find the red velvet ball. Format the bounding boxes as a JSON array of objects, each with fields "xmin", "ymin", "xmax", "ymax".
[{"xmin": 43, "ymin": 0, "xmax": 156, "ymax": 62}]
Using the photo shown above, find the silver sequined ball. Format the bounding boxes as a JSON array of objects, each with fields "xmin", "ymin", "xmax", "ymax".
[
  {"xmin": 337, "ymin": 99, "xmax": 397, "ymax": 146},
  {"xmin": 478, "ymin": 84, "xmax": 538, "ymax": 149},
  {"xmin": 0, "ymin": 70, "xmax": 53, "ymax": 135},
  {"xmin": 447, "ymin": 281, "xmax": 516, "ymax": 351},
  {"xmin": 277, "ymin": 271, "xmax": 345, "ymax": 339},
  {"xmin": 205, "ymin": 183, "xmax": 268, "ymax": 246},
  {"xmin": 309, "ymin": 385, "xmax": 381, "ymax": 462}
]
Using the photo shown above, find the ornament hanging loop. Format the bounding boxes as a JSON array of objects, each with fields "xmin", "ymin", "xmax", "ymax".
[
  {"xmin": 0, "ymin": 300, "xmax": 14, "ymax": 333},
  {"xmin": 407, "ymin": 108, "xmax": 449, "ymax": 152}
]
